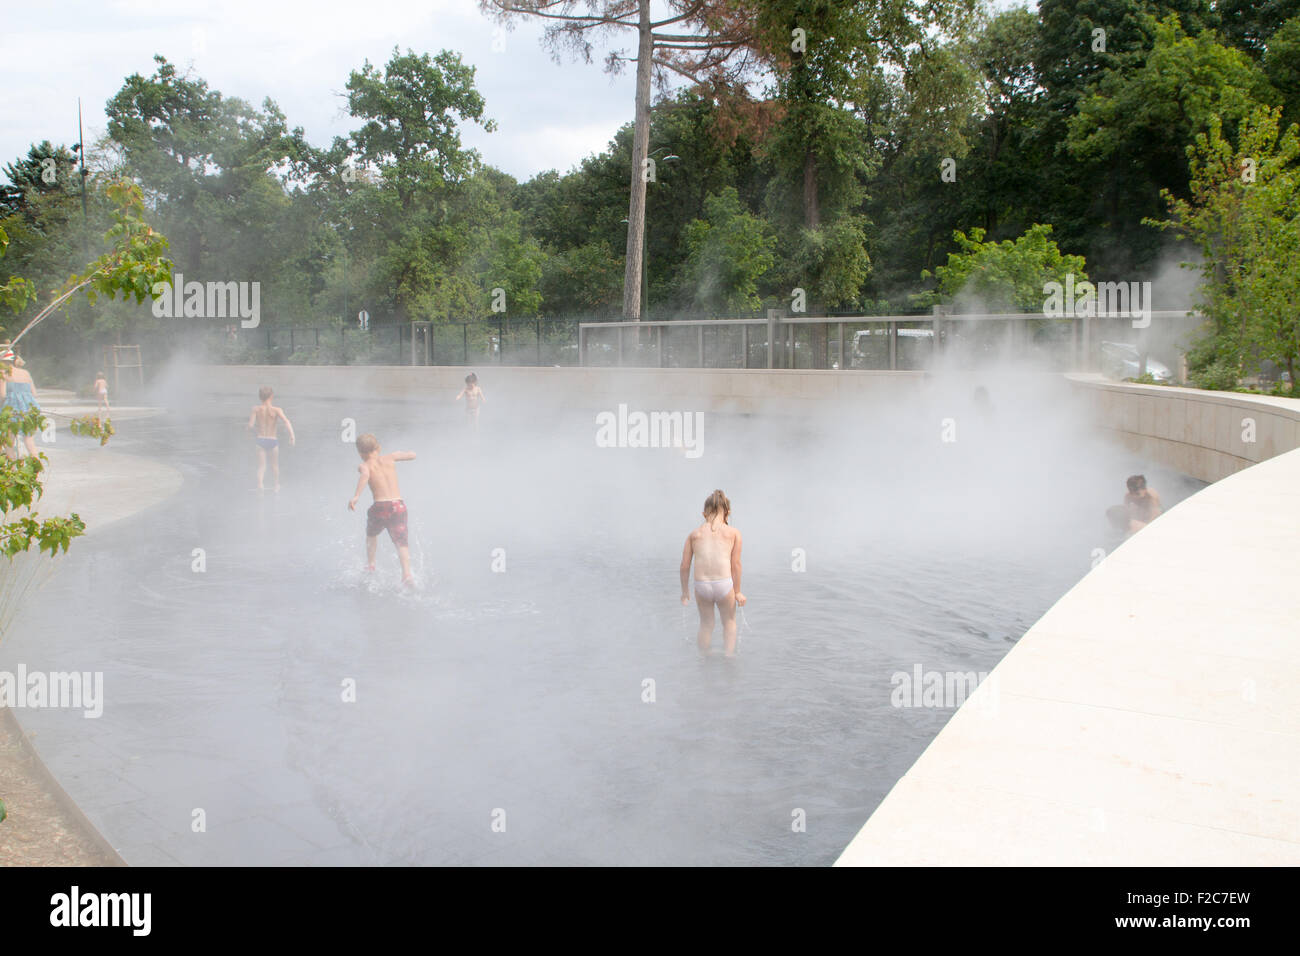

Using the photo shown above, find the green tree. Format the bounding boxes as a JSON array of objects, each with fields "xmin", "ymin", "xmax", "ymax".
[
  {"xmin": 481, "ymin": 0, "xmax": 761, "ymax": 321},
  {"xmin": 106, "ymin": 55, "xmax": 302, "ymax": 276},
  {"xmin": 1033, "ymin": 0, "xmax": 1218, "ymax": 273},
  {"xmin": 1150, "ymin": 106, "xmax": 1300, "ymax": 384},
  {"xmin": 863, "ymin": 7, "xmax": 1042, "ymax": 305},
  {"xmin": 1067, "ymin": 17, "xmax": 1275, "ymax": 172},
  {"xmin": 1, "ymin": 180, "xmax": 168, "ymax": 658},
  {"xmin": 923, "ymin": 224, "xmax": 1088, "ymax": 312},
  {"xmin": 1262, "ymin": 15, "xmax": 1300, "ymax": 131},
  {"xmin": 752, "ymin": 0, "xmax": 981, "ymax": 359},
  {"xmin": 537, "ymin": 240, "xmax": 623, "ymax": 318},
  {"xmin": 1, "ymin": 142, "xmax": 79, "ymax": 221},
  {"xmin": 331, "ymin": 49, "xmax": 508, "ymax": 327},
  {"xmin": 681, "ymin": 187, "xmax": 775, "ymax": 313},
  {"xmin": 1217, "ymin": 0, "xmax": 1300, "ymax": 57}
]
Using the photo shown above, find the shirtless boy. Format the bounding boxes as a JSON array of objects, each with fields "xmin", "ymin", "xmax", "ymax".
[
  {"xmin": 246, "ymin": 386, "xmax": 295, "ymax": 491},
  {"xmin": 455, "ymin": 373, "xmax": 485, "ymax": 429},
  {"xmin": 348, "ymin": 433, "xmax": 416, "ymax": 585},
  {"xmin": 1124, "ymin": 474, "xmax": 1163, "ymax": 531},
  {"xmin": 680, "ymin": 489, "xmax": 746, "ymax": 657}
]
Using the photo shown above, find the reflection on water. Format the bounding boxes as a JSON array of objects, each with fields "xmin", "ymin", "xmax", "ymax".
[{"xmin": 4, "ymin": 379, "xmax": 1204, "ymax": 865}]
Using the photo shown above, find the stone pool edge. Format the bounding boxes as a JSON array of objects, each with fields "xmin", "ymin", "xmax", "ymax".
[
  {"xmin": 836, "ymin": 378, "xmax": 1300, "ymax": 865},
  {"xmin": 1, "ymin": 435, "xmax": 184, "ymax": 866}
]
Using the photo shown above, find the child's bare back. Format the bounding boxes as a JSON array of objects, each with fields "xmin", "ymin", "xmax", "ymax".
[
  {"xmin": 360, "ymin": 453, "xmax": 405, "ymax": 502},
  {"xmin": 250, "ymin": 402, "xmax": 286, "ymax": 438},
  {"xmin": 687, "ymin": 522, "xmax": 739, "ymax": 580},
  {"xmin": 348, "ymin": 433, "xmax": 416, "ymax": 584}
]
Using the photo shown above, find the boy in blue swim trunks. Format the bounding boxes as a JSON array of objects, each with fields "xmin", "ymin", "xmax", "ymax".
[{"xmin": 246, "ymin": 385, "xmax": 295, "ymax": 491}]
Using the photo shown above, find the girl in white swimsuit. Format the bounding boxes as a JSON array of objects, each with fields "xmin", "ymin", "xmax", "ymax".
[{"xmin": 679, "ymin": 489, "xmax": 747, "ymax": 657}]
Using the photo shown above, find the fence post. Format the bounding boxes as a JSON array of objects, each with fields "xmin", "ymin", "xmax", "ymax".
[
  {"xmin": 657, "ymin": 325, "xmax": 664, "ymax": 368},
  {"xmin": 617, "ymin": 326, "xmax": 624, "ymax": 365},
  {"xmin": 767, "ymin": 309, "xmax": 778, "ymax": 369},
  {"xmin": 578, "ymin": 324, "xmax": 586, "ymax": 367},
  {"xmin": 697, "ymin": 324, "xmax": 704, "ymax": 368},
  {"xmin": 838, "ymin": 322, "xmax": 845, "ymax": 370},
  {"xmin": 536, "ymin": 316, "xmax": 541, "ymax": 366},
  {"xmin": 890, "ymin": 321, "xmax": 898, "ymax": 370}
]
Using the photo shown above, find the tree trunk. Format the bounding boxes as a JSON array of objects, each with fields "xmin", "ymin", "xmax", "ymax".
[
  {"xmin": 622, "ymin": 0, "xmax": 654, "ymax": 323},
  {"xmin": 802, "ymin": 150, "xmax": 820, "ymax": 228},
  {"xmin": 804, "ymin": 149, "xmax": 827, "ymax": 367}
]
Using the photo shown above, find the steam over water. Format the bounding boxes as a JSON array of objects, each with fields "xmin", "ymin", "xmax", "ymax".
[{"xmin": 5, "ymin": 370, "xmax": 1202, "ymax": 864}]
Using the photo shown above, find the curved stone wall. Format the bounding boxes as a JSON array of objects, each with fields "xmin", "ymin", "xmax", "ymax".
[
  {"xmin": 837, "ymin": 377, "xmax": 1300, "ymax": 865},
  {"xmin": 1068, "ymin": 373, "xmax": 1300, "ymax": 482}
]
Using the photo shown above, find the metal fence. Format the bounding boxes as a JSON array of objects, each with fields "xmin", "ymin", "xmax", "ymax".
[
  {"xmin": 150, "ymin": 308, "xmax": 1194, "ymax": 373},
  {"xmin": 577, "ymin": 310, "xmax": 1196, "ymax": 371},
  {"xmin": 164, "ymin": 316, "xmax": 583, "ymax": 367}
]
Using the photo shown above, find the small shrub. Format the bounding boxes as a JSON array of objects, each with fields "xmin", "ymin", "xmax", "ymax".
[{"xmin": 1192, "ymin": 361, "xmax": 1239, "ymax": 391}]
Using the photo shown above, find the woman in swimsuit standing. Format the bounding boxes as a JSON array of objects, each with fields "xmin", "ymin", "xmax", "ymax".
[
  {"xmin": 680, "ymin": 489, "xmax": 746, "ymax": 657},
  {"xmin": 0, "ymin": 344, "xmax": 41, "ymax": 459}
]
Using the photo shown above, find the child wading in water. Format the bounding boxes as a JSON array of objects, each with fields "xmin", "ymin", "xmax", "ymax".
[
  {"xmin": 246, "ymin": 386, "xmax": 295, "ymax": 491},
  {"xmin": 93, "ymin": 372, "xmax": 110, "ymax": 414},
  {"xmin": 455, "ymin": 372, "xmax": 485, "ymax": 429},
  {"xmin": 680, "ymin": 489, "xmax": 746, "ymax": 657},
  {"xmin": 348, "ymin": 433, "xmax": 416, "ymax": 586}
]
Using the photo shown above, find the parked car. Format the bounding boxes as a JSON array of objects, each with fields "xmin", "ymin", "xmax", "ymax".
[
  {"xmin": 1099, "ymin": 341, "xmax": 1173, "ymax": 382},
  {"xmin": 851, "ymin": 327, "xmax": 937, "ymax": 368}
]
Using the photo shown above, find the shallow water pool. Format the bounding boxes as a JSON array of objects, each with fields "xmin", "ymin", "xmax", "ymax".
[{"xmin": 4, "ymin": 379, "xmax": 1203, "ymax": 864}]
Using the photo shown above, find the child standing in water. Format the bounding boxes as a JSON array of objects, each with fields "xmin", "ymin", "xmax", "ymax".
[
  {"xmin": 348, "ymin": 433, "xmax": 416, "ymax": 586},
  {"xmin": 93, "ymin": 372, "xmax": 110, "ymax": 414},
  {"xmin": 680, "ymin": 489, "xmax": 746, "ymax": 657},
  {"xmin": 246, "ymin": 386, "xmax": 296, "ymax": 492},
  {"xmin": 455, "ymin": 372, "xmax": 484, "ymax": 428}
]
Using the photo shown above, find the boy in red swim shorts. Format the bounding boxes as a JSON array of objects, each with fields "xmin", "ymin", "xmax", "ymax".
[{"xmin": 348, "ymin": 432, "xmax": 416, "ymax": 585}]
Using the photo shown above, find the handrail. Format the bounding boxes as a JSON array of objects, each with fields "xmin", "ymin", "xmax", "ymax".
[{"xmin": 579, "ymin": 310, "xmax": 1197, "ymax": 329}]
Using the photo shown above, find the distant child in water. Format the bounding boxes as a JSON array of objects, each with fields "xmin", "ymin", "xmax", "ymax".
[
  {"xmin": 1106, "ymin": 474, "xmax": 1164, "ymax": 536},
  {"xmin": 680, "ymin": 489, "xmax": 746, "ymax": 657},
  {"xmin": 1124, "ymin": 474, "xmax": 1162, "ymax": 530},
  {"xmin": 246, "ymin": 385, "xmax": 295, "ymax": 492},
  {"xmin": 93, "ymin": 372, "xmax": 110, "ymax": 414},
  {"xmin": 348, "ymin": 433, "xmax": 416, "ymax": 586},
  {"xmin": 455, "ymin": 372, "xmax": 485, "ymax": 428}
]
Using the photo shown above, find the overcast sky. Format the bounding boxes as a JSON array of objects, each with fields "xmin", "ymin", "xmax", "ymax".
[{"xmin": 2, "ymin": 0, "xmax": 1025, "ymax": 184}]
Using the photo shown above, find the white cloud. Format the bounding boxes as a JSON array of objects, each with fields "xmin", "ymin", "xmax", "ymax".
[{"xmin": 1, "ymin": 0, "xmax": 644, "ymax": 182}]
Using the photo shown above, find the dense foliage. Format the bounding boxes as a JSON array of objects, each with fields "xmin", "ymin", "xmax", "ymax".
[{"xmin": 2, "ymin": 1, "xmax": 1298, "ymax": 385}]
